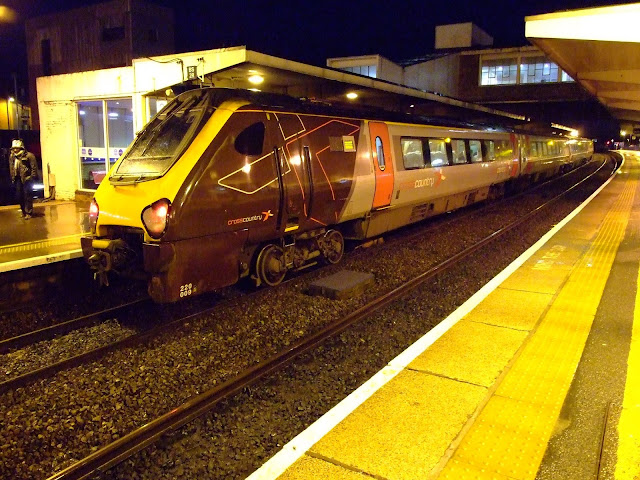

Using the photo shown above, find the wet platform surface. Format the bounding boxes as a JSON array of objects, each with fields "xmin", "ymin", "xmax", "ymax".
[
  {"xmin": 0, "ymin": 200, "xmax": 90, "ymax": 272},
  {"xmin": 248, "ymin": 152, "xmax": 640, "ymax": 480}
]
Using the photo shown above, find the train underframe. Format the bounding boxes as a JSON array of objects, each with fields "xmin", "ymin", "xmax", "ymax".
[{"xmin": 81, "ymin": 226, "xmax": 345, "ymax": 302}]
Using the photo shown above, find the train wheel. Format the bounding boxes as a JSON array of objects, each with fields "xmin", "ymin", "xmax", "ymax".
[
  {"xmin": 322, "ymin": 229, "xmax": 344, "ymax": 265},
  {"xmin": 256, "ymin": 244, "xmax": 287, "ymax": 286}
]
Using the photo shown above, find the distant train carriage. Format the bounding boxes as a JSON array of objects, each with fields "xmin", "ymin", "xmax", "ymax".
[{"xmin": 80, "ymin": 88, "xmax": 592, "ymax": 302}]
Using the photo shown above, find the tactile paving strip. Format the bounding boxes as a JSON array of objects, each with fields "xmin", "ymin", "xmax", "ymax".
[
  {"xmin": 438, "ymin": 171, "xmax": 638, "ymax": 480},
  {"xmin": 0, "ymin": 233, "xmax": 83, "ymax": 254},
  {"xmin": 616, "ymin": 245, "xmax": 640, "ymax": 480}
]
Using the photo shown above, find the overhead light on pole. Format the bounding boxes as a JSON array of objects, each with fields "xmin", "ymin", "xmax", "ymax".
[{"xmin": 6, "ymin": 96, "xmax": 14, "ymax": 130}]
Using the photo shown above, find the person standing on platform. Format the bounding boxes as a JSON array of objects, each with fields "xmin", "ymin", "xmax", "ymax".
[{"xmin": 8, "ymin": 139, "xmax": 37, "ymax": 219}]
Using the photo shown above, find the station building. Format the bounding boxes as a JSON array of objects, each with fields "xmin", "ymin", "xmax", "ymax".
[
  {"xmin": 327, "ymin": 22, "xmax": 613, "ymax": 138},
  {"xmin": 35, "ymin": 45, "xmax": 529, "ymax": 201},
  {"xmin": 28, "ymin": 3, "xmax": 630, "ymax": 202}
]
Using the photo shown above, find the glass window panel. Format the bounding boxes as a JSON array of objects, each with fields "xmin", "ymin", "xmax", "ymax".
[
  {"xmin": 107, "ymin": 99, "xmax": 134, "ymax": 169},
  {"xmin": 469, "ymin": 140, "xmax": 482, "ymax": 163},
  {"xmin": 480, "ymin": 58, "xmax": 517, "ymax": 85},
  {"xmin": 561, "ymin": 71, "xmax": 574, "ymax": 82},
  {"xmin": 483, "ymin": 140, "xmax": 496, "ymax": 161},
  {"xmin": 451, "ymin": 139, "xmax": 467, "ymax": 164},
  {"xmin": 520, "ymin": 56, "xmax": 561, "ymax": 84},
  {"xmin": 428, "ymin": 139, "xmax": 449, "ymax": 167},
  {"xmin": 116, "ymin": 90, "xmax": 213, "ymax": 178},
  {"xmin": 495, "ymin": 140, "xmax": 513, "ymax": 161},
  {"xmin": 401, "ymin": 138, "xmax": 424, "ymax": 169},
  {"xmin": 147, "ymin": 96, "xmax": 169, "ymax": 121},
  {"xmin": 375, "ymin": 136, "xmax": 385, "ymax": 170},
  {"xmin": 78, "ymin": 100, "xmax": 105, "ymax": 189}
]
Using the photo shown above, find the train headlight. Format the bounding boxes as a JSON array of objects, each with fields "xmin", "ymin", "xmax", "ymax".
[
  {"xmin": 141, "ymin": 198, "xmax": 171, "ymax": 239},
  {"xmin": 89, "ymin": 199, "xmax": 99, "ymax": 234}
]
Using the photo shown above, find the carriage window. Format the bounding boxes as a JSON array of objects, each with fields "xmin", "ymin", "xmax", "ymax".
[
  {"xmin": 428, "ymin": 139, "xmax": 449, "ymax": 167},
  {"xmin": 375, "ymin": 136, "xmax": 386, "ymax": 171},
  {"xmin": 401, "ymin": 138, "xmax": 425, "ymax": 169},
  {"xmin": 469, "ymin": 140, "xmax": 482, "ymax": 163},
  {"xmin": 495, "ymin": 140, "xmax": 513, "ymax": 161},
  {"xmin": 530, "ymin": 142, "xmax": 538, "ymax": 157},
  {"xmin": 451, "ymin": 139, "xmax": 467, "ymax": 165},
  {"xmin": 483, "ymin": 140, "xmax": 496, "ymax": 161},
  {"xmin": 235, "ymin": 121, "xmax": 265, "ymax": 156}
]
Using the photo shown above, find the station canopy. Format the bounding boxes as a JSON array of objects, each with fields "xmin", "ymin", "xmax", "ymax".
[
  {"xmin": 139, "ymin": 46, "xmax": 527, "ymax": 129},
  {"xmin": 526, "ymin": 3, "xmax": 640, "ymax": 133}
]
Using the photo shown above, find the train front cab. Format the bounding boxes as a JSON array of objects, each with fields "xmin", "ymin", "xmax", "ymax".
[{"xmin": 83, "ymin": 92, "xmax": 367, "ymax": 302}]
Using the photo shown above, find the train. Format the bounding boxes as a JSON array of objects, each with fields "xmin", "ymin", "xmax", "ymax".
[{"xmin": 80, "ymin": 88, "xmax": 593, "ymax": 302}]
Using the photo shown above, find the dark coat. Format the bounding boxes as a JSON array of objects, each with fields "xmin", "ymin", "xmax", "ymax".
[{"xmin": 9, "ymin": 150, "xmax": 37, "ymax": 184}]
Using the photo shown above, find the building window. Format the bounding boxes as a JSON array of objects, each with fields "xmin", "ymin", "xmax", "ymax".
[
  {"xmin": 480, "ymin": 58, "xmax": 517, "ymax": 85},
  {"xmin": 147, "ymin": 96, "xmax": 169, "ymax": 120},
  {"xmin": 561, "ymin": 71, "xmax": 574, "ymax": 82},
  {"xmin": 77, "ymin": 98, "xmax": 133, "ymax": 190},
  {"xmin": 106, "ymin": 99, "xmax": 134, "ymax": 169},
  {"xmin": 480, "ymin": 53, "xmax": 574, "ymax": 86},
  {"xmin": 520, "ymin": 56, "xmax": 558, "ymax": 83},
  {"xmin": 341, "ymin": 64, "xmax": 377, "ymax": 78}
]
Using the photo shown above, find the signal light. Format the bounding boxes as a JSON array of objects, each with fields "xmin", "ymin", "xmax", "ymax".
[
  {"xmin": 141, "ymin": 198, "xmax": 171, "ymax": 239},
  {"xmin": 89, "ymin": 199, "xmax": 99, "ymax": 233}
]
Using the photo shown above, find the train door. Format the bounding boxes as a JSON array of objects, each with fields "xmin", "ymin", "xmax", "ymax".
[
  {"xmin": 511, "ymin": 133, "xmax": 523, "ymax": 177},
  {"xmin": 369, "ymin": 122, "xmax": 394, "ymax": 208},
  {"xmin": 274, "ymin": 113, "xmax": 311, "ymax": 232}
]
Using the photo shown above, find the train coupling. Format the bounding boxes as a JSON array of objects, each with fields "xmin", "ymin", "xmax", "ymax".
[{"xmin": 81, "ymin": 237, "xmax": 131, "ymax": 287}]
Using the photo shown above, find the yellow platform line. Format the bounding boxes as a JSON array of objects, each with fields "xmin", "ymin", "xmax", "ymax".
[
  {"xmin": 437, "ymin": 173, "xmax": 637, "ymax": 480},
  {"xmin": 0, "ymin": 233, "xmax": 84, "ymax": 254},
  {"xmin": 616, "ymin": 254, "xmax": 640, "ymax": 479}
]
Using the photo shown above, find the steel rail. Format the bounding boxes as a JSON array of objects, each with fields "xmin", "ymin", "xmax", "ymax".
[
  {"xmin": 0, "ymin": 293, "xmax": 235, "ymax": 394},
  {"xmin": 46, "ymin": 154, "xmax": 618, "ymax": 480},
  {"xmin": 0, "ymin": 299, "xmax": 147, "ymax": 355}
]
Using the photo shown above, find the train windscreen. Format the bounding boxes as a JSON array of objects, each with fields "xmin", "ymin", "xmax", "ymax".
[{"xmin": 111, "ymin": 90, "xmax": 214, "ymax": 182}]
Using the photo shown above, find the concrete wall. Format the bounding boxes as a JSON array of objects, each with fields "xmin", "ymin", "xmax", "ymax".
[
  {"xmin": 435, "ymin": 23, "xmax": 493, "ymax": 49},
  {"xmin": 379, "ymin": 57, "xmax": 404, "ymax": 84},
  {"xmin": 327, "ymin": 54, "xmax": 404, "ymax": 84},
  {"xmin": 405, "ymin": 55, "xmax": 460, "ymax": 97},
  {"xmin": 37, "ymin": 67, "xmax": 135, "ymax": 200},
  {"xmin": 26, "ymin": 0, "xmax": 174, "ymax": 130}
]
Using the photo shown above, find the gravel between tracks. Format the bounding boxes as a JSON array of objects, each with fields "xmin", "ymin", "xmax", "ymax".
[
  {"xmin": 0, "ymin": 320, "xmax": 137, "ymax": 381},
  {"xmin": 0, "ymin": 158, "xmax": 613, "ymax": 479}
]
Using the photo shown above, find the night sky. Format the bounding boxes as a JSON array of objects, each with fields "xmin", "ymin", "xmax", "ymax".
[{"xmin": 0, "ymin": 0, "xmax": 634, "ymax": 94}]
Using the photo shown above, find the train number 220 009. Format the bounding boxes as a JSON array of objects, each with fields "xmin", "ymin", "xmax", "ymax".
[{"xmin": 180, "ymin": 283, "xmax": 193, "ymax": 297}]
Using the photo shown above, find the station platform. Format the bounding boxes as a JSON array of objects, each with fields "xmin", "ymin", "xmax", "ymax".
[
  {"xmin": 0, "ymin": 199, "xmax": 90, "ymax": 273},
  {"xmin": 249, "ymin": 151, "xmax": 640, "ymax": 480}
]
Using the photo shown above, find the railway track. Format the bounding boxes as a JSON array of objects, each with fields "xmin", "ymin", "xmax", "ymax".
[
  {"xmin": 44, "ymin": 154, "xmax": 619, "ymax": 480},
  {"xmin": 0, "ymin": 157, "xmax": 610, "ymax": 397}
]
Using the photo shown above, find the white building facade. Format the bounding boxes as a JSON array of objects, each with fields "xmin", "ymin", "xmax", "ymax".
[{"xmin": 37, "ymin": 47, "xmax": 249, "ymax": 199}]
